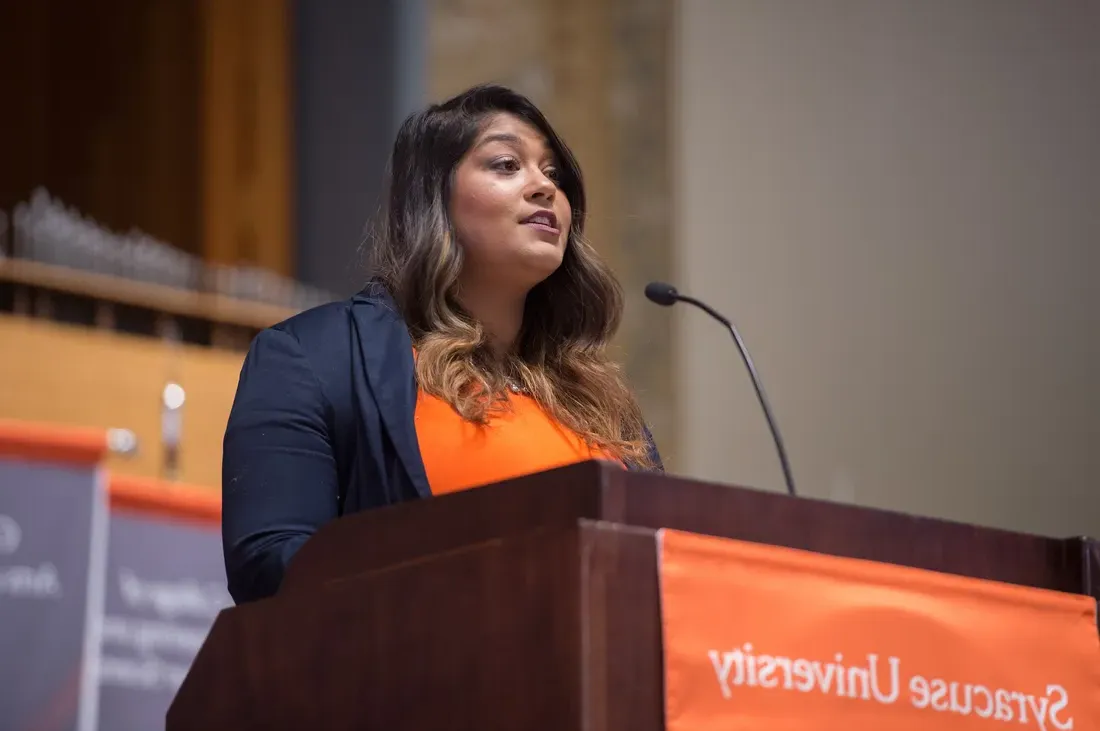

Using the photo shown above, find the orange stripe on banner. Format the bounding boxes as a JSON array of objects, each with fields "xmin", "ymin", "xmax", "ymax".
[
  {"xmin": 108, "ymin": 474, "xmax": 221, "ymax": 527},
  {"xmin": 0, "ymin": 418, "xmax": 109, "ymax": 466},
  {"xmin": 659, "ymin": 529, "xmax": 1100, "ymax": 731}
]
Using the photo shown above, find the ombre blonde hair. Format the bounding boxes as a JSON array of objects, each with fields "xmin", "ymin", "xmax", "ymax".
[{"xmin": 368, "ymin": 84, "xmax": 654, "ymax": 468}]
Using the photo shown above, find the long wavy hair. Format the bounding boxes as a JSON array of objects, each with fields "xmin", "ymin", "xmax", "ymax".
[{"xmin": 368, "ymin": 84, "xmax": 653, "ymax": 467}]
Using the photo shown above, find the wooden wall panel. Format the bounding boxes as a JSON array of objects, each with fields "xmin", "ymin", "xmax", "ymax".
[
  {"xmin": 0, "ymin": 315, "xmax": 243, "ymax": 489},
  {"xmin": 1, "ymin": 0, "xmax": 295, "ymax": 270},
  {"xmin": 201, "ymin": 0, "xmax": 293, "ymax": 275},
  {"xmin": 0, "ymin": 0, "xmax": 201, "ymax": 254}
]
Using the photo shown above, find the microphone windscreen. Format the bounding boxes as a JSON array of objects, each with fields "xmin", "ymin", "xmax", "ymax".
[{"xmin": 644, "ymin": 281, "xmax": 679, "ymax": 306}]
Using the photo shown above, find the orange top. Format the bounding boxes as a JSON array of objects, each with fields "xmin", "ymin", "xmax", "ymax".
[{"xmin": 414, "ymin": 389, "xmax": 621, "ymax": 495}]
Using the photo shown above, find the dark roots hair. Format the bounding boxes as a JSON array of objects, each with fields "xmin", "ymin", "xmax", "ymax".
[{"xmin": 368, "ymin": 83, "xmax": 652, "ymax": 467}]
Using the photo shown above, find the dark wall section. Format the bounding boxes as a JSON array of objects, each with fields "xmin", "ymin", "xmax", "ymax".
[{"xmin": 293, "ymin": 0, "xmax": 401, "ymax": 297}]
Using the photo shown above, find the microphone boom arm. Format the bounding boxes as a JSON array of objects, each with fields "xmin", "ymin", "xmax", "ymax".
[{"xmin": 672, "ymin": 292, "xmax": 798, "ymax": 498}]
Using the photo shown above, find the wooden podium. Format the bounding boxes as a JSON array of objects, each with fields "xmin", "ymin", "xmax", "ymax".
[{"xmin": 166, "ymin": 461, "xmax": 1098, "ymax": 730}]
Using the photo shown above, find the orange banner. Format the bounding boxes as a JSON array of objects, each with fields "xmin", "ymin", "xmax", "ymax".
[{"xmin": 659, "ymin": 529, "xmax": 1100, "ymax": 731}]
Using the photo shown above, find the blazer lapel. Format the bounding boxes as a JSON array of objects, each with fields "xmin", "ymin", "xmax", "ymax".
[{"xmin": 349, "ymin": 289, "xmax": 432, "ymax": 499}]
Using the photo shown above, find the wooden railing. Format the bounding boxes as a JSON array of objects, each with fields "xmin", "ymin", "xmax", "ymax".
[
  {"xmin": 0, "ymin": 257, "xmax": 298, "ymax": 340},
  {"xmin": 1, "ymin": 188, "xmax": 335, "ymax": 348}
]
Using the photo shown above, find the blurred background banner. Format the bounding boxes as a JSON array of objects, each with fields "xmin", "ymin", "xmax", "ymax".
[
  {"xmin": 97, "ymin": 485, "xmax": 228, "ymax": 731},
  {"xmin": 0, "ymin": 425, "xmax": 226, "ymax": 731},
  {"xmin": 0, "ymin": 452, "xmax": 107, "ymax": 731}
]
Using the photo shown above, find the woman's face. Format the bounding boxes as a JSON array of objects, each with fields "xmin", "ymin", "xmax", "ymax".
[{"xmin": 449, "ymin": 112, "xmax": 572, "ymax": 294}]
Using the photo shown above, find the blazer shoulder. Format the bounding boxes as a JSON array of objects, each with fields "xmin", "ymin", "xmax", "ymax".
[
  {"xmin": 268, "ymin": 287, "xmax": 402, "ymax": 352},
  {"xmin": 248, "ymin": 299, "xmax": 358, "ymax": 422},
  {"xmin": 269, "ymin": 299, "xmax": 353, "ymax": 353},
  {"xmin": 250, "ymin": 291, "xmax": 407, "ymax": 421}
]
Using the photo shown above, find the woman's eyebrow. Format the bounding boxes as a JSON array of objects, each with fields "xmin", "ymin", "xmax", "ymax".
[{"xmin": 475, "ymin": 132, "xmax": 522, "ymax": 149}]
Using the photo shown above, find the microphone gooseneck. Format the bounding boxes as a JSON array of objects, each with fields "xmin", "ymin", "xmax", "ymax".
[{"xmin": 645, "ymin": 281, "xmax": 798, "ymax": 498}]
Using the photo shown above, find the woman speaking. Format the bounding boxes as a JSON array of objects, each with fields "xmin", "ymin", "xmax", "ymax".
[{"xmin": 220, "ymin": 83, "xmax": 664, "ymax": 605}]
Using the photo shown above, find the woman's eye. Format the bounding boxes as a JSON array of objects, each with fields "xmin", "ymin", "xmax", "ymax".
[
  {"xmin": 491, "ymin": 158, "xmax": 520, "ymax": 173},
  {"xmin": 543, "ymin": 167, "xmax": 561, "ymax": 184}
]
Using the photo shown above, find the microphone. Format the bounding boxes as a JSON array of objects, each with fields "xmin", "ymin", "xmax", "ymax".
[{"xmin": 645, "ymin": 281, "xmax": 798, "ymax": 498}]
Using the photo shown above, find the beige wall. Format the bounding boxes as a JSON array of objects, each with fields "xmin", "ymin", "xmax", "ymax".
[{"xmin": 673, "ymin": 1, "xmax": 1100, "ymax": 538}]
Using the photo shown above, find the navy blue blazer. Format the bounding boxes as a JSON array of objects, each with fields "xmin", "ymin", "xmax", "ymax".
[{"xmin": 221, "ymin": 283, "xmax": 664, "ymax": 604}]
